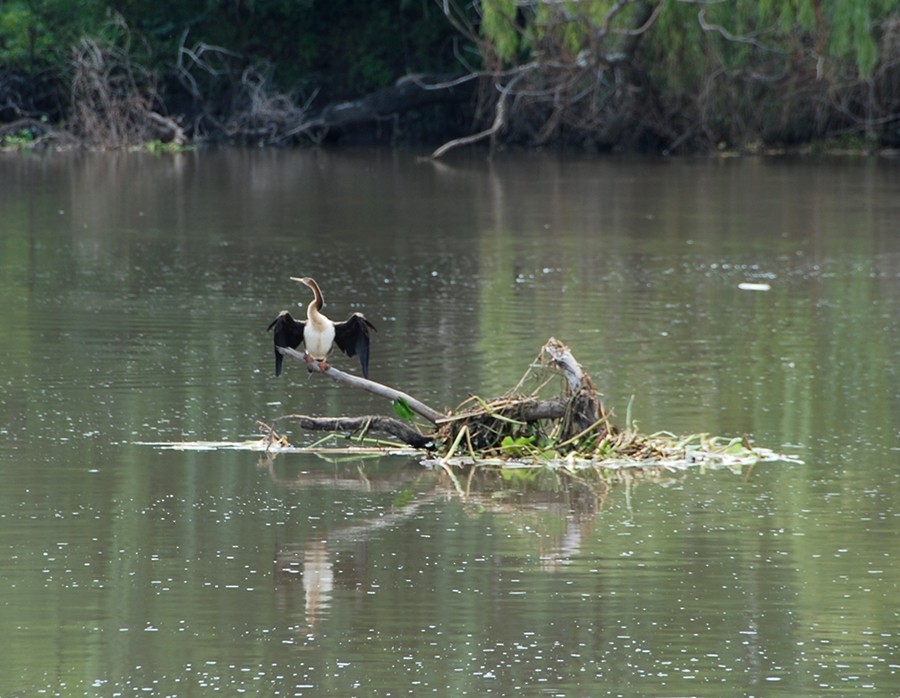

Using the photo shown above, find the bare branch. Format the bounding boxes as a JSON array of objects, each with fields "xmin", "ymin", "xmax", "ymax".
[
  {"xmin": 696, "ymin": 6, "xmax": 773, "ymax": 52},
  {"xmin": 278, "ymin": 346, "xmax": 445, "ymax": 424},
  {"xmin": 427, "ymin": 64, "xmax": 536, "ymax": 159}
]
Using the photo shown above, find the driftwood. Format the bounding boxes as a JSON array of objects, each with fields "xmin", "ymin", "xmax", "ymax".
[
  {"xmin": 266, "ymin": 338, "xmax": 787, "ymax": 471},
  {"xmin": 542, "ymin": 338, "xmax": 602, "ymax": 439},
  {"xmin": 273, "ymin": 338, "xmax": 603, "ymax": 452},
  {"xmin": 436, "ymin": 397, "xmax": 570, "ymax": 425},
  {"xmin": 428, "ymin": 338, "xmax": 609, "ymax": 455},
  {"xmin": 271, "ymin": 414, "xmax": 433, "ymax": 449}
]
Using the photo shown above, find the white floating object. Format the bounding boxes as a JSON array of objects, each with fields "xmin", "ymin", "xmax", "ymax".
[{"xmin": 738, "ymin": 282, "xmax": 771, "ymax": 291}]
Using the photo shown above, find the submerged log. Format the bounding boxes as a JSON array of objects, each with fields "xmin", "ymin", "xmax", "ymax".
[{"xmin": 273, "ymin": 414, "xmax": 433, "ymax": 449}]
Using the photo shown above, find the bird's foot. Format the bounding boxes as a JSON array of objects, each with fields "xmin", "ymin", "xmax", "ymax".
[{"xmin": 301, "ymin": 353, "xmax": 331, "ymax": 373}]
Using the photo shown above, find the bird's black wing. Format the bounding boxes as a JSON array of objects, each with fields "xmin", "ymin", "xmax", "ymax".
[
  {"xmin": 267, "ymin": 310, "xmax": 305, "ymax": 376},
  {"xmin": 333, "ymin": 312, "xmax": 377, "ymax": 378}
]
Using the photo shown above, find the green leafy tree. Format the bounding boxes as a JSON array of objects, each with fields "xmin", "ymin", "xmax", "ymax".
[
  {"xmin": 436, "ymin": 0, "xmax": 900, "ymax": 152},
  {"xmin": 0, "ymin": 0, "xmax": 105, "ymax": 68}
]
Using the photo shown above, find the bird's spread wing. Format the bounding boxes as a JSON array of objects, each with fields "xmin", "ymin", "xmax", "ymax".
[
  {"xmin": 267, "ymin": 310, "xmax": 305, "ymax": 376},
  {"xmin": 333, "ymin": 312, "xmax": 377, "ymax": 378}
]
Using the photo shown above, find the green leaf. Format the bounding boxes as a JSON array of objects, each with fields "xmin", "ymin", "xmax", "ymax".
[
  {"xmin": 500, "ymin": 435, "xmax": 535, "ymax": 455},
  {"xmin": 724, "ymin": 438, "xmax": 748, "ymax": 456},
  {"xmin": 392, "ymin": 397, "xmax": 416, "ymax": 421}
]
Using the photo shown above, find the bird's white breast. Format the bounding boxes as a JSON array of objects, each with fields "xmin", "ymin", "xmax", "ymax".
[{"xmin": 304, "ymin": 321, "xmax": 335, "ymax": 360}]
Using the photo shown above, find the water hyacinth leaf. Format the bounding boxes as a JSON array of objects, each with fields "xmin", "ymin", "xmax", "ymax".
[
  {"xmin": 501, "ymin": 435, "xmax": 535, "ymax": 455},
  {"xmin": 724, "ymin": 438, "xmax": 748, "ymax": 456}
]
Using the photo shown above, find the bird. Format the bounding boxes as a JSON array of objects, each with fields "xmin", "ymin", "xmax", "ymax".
[{"xmin": 267, "ymin": 276, "xmax": 376, "ymax": 378}]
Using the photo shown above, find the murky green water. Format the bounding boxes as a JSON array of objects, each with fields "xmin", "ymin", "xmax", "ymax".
[{"xmin": 1, "ymin": 149, "xmax": 897, "ymax": 696}]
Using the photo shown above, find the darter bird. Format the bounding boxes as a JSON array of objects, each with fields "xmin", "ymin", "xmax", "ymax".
[{"xmin": 267, "ymin": 277, "xmax": 376, "ymax": 378}]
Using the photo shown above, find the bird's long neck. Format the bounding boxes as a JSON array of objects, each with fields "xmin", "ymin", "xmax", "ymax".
[
  {"xmin": 307, "ymin": 299, "xmax": 326, "ymax": 325},
  {"xmin": 305, "ymin": 280, "xmax": 329, "ymax": 327},
  {"xmin": 307, "ymin": 279, "xmax": 324, "ymax": 311}
]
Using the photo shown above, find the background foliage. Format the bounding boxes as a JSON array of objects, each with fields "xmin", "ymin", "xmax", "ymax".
[
  {"xmin": 1, "ymin": 0, "xmax": 457, "ymax": 94},
  {"xmin": 471, "ymin": 0, "xmax": 900, "ymax": 150},
  {"xmin": 1, "ymin": 0, "xmax": 898, "ymax": 149}
]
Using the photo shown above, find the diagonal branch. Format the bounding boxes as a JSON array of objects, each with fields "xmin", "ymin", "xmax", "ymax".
[{"xmin": 277, "ymin": 346, "xmax": 445, "ymax": 424}]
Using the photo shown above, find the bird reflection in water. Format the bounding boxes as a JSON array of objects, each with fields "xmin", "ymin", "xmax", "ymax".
[
  {"xmin": 274, "ymin": 540, "xmax": 334, "ymax": 637},
  {"xmin": 267, "ymin": 459, "xmax": 613, "ymax": 637}
]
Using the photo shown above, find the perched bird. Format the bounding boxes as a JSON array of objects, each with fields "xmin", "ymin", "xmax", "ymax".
[{"xmin": 267, "ymin": 277, "xmax": 376, "ymax": 378}]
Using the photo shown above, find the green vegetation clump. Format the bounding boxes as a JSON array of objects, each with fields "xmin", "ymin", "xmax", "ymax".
[{"xmin": 0, "ymin": 126, "xmax": 35, "ymax": 149}]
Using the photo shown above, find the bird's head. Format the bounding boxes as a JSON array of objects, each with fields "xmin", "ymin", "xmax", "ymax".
[{"xmin": 290, "ymin": 276, "xmax": 324, "ymax": 308}]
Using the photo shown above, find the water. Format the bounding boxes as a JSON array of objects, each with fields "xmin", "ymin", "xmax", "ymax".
[{"xmin": 0, "ymin": 149, "xmax": 897, "ymax": 696}]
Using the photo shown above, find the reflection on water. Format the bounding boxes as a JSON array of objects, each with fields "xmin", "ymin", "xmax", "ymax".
[
  {"xmin": 0, "ymin": 149, "xmax": 897, "ymax": 696},
  {"xmin": 275, "ymin": 539, "xmax": 334, "ymax": 636},
  {"xmin": 271, "ymin": 462, "xmax": 610, "ymax": 636}
]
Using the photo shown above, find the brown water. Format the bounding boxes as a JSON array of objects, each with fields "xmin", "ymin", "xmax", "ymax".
[{"xmin": 0, "ymin": 149, "xmax": 898, "ymax": 696}]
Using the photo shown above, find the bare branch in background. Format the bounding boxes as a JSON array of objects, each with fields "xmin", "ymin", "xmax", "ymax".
[
  {"xmin": 429, "ymin": 0, "xmax": 662, "ymax": 155},
  {"xmin": 68, "ymin": 18, "xmax": 168, "ymax": 147},
  {"xmin": 428, "ymin": 65, "xmax": 535, "ymax": 159},
  {"xmin": 696, "ymin": 7, "xmax": 774, "ymax": 52},
  {"xmin": 174, "ymin": 35, "xmax": 312, "ymax": 145}
]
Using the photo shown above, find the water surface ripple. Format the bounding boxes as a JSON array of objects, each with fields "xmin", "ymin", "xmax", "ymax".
[{"xmin": 0, "ymin": 150, "xmax": 897, "ymax": 696}]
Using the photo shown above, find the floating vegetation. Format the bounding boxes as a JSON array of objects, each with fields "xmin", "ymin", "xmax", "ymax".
[
  {"xmin": 136, "ymin": 431, "xmax": 420, "ymax": 458},
  {"xmin": 254, "ymin": 338, "xmax": 801, "ymax": 474},
  {"xmin": 144, "ymin": 139, "xmax": 195, "ymax": 154},
  {"xmin": 425, "ymin": 431, "xmax": 800, "ymax": 471}
]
